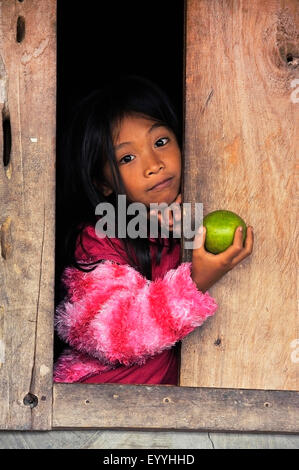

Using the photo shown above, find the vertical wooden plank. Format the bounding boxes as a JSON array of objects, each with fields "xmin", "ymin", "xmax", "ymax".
[
  {"xmin": 180, "ymin": 0, "xmax": 299, "ymax": 390},
  {"xmin": 0, "ymin": 0, "xmax": 56, "ymax": 429}
]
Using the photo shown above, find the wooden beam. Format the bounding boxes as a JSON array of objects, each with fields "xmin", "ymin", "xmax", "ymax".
[
  {"xmin": 53, "ymin": 383, "xmax": 299, "ymax": 432},
  {"xmin": 0, "ymin": 0, "xmax": 56, "ymax": 430}
]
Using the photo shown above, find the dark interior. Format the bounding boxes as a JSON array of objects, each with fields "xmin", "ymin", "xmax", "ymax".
[{"xmin": 55, "ymin": 0, "xmax": 185, "ymax": 360}]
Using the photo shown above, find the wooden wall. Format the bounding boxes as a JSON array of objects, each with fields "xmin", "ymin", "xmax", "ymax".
[
  {"xmin": 0, "ymin": 0, "xmax": 297, "ymax": 433},
  {"xmin": 0, "ymin": 0, "xmax": 56, "ymax": 430},
  {"xmin": 180, "ymin": 0, "xmax": 299, "ymax": 391}
]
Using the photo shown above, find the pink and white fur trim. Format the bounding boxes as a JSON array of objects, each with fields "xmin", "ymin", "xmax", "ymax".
[{"xmin": 54, "ymin": 261, "xmax": 218, "ymax": 381}]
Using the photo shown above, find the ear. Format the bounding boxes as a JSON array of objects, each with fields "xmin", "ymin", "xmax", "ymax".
[
  {"xmin": 101, "ymin": 183, "xmax": 114, "ymax": 196},
  {"xmin": 93, "ymin": 178, "xmax": 114, "ymax": 196}
]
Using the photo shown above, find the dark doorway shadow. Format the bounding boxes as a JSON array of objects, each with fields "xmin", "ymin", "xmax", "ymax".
[{"xmin": 55, "ymin": 0, "xmax": 185, "ymax": 361}]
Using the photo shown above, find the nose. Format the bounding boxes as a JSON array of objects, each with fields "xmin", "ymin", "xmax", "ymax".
[{"xmin": 144, "ymin": 150, "xmax": 165, "ymax": 177}]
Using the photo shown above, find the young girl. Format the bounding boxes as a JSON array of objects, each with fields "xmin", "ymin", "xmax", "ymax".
[{"xmin": 54, "ymin": 75, "xmax": 254, "ymax": 385}]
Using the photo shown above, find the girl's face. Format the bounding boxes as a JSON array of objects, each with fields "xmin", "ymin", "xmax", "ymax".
[{"xmin": 101, "ymin": 113, "xmax": 181, "ymax": 208}]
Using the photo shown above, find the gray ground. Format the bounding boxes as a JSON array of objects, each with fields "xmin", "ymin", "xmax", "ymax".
[{"xmin": 0, "ymin": 430, "xmax": 298, "ymax": 449}]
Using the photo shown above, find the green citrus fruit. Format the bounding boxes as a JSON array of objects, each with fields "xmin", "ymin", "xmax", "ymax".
[{"xmin": 203, "ymin": 210, "xmax": 247, "ymax": 254}]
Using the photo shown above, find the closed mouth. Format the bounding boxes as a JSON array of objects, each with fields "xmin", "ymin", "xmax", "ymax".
[{"xmin": 148, "ymin": 177, "xmax": 173, "ymax": 191}]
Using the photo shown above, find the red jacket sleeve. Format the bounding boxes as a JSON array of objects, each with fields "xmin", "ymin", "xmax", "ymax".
[{"xmin": 55, "ymin": 259, "xmax": 218, "ymax": 367}]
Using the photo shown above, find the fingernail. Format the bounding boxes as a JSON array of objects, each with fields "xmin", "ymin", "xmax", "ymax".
[{"xmin": 239, "ymin": 226, "xmax": 243, "ymax": 232}]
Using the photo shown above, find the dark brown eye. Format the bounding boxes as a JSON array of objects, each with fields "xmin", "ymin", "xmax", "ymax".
[
  {"xmin": 155, "ymin": 137, "xmax": 169, "ymax": 147},
  {"xmin": 120, "ymin": 154, "xmax": 134, "ymax": 164}
]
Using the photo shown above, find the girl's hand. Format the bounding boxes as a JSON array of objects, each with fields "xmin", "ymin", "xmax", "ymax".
[
  {"xmin": 191, "ymin": 224, "xmax": 254, "ymax": 292},
  {"xmin": 149, "ymin": 194, "xmax": 254, "ymax": 292},
  {"xmin": 149, "ymin": 193, "xmax": 182, "ymax": 234}
]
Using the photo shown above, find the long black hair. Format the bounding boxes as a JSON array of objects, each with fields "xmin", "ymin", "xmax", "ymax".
[{"xmin": 56, "ymin": 75, "xmax": 182, "ymax": 291}]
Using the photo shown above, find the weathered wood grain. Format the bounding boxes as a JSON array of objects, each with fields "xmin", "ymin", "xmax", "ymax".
[
  {"xmin": 180, "ymin": 0, "xmax": 299, "ymax": 391},
  {"xmin": 0, "ymin": 0, "xmax": 56, "ymax": 430},
  {"xmin": 0, "ymin": 0, "xmax": 298, "ymax": 434},
  {"xmin": 52, "ymin": 383, "xmax": 299, "ymax": 433}
]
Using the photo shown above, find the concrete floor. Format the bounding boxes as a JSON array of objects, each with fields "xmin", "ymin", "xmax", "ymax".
[{"xmin": 0, "ymin": 430, "xmax": 299, "ymax": 449}]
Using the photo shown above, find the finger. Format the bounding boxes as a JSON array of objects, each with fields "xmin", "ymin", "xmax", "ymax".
[
  {"xmin": 162, "ymin": 206, "xmax": 173, "ymax": 224},
  {"xmin": 149, "ymin": 209, "xmax": 159, "ymax": 222},
  {"xmin": 231, "ymin": 226, "xmax": 254, "ymax": 264},
  {"xmin": 170, "ymin": 194, "xmax": 182, "ymax": 221},
  {"xmin": 221, "ymin": 226, "xmax": 244, "ymax": 262},
  {"xmin": 245, "ymin": 226, "xmax": 254, "ymax": 252},
  {"xmin": 175, "ymin": 193, "xmax": 182, "ymax": 204},
  {"xmin": 150, "ymin": 209, "xmax": 163, "ymax": 227},
  {"xmin": 168, "ymin": 209, "xmax": 174, "ymax": 226},
  {"xmin": 157, "ymin": 207, "xmax": 173, "ymax": 228},
  {"xmin": 150, "ymin": 208, "xmax": 164, "ymax": 220},
  {"xmin": 192, "ymin": 225, "xmax": 206, "ymax": 251},
  {"xmin": 173, "ymin": 202, "xmax": 182, "ymax": 222}
]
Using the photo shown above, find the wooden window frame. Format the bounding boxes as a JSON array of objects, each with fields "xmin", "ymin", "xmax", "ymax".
[
  {"xmin": 52, "ymin": 384, "xmax": 299, "ymax": 432},
  {"xmin": 0, "ymin": 0, "xmax": 298, "ymax": 432}
]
